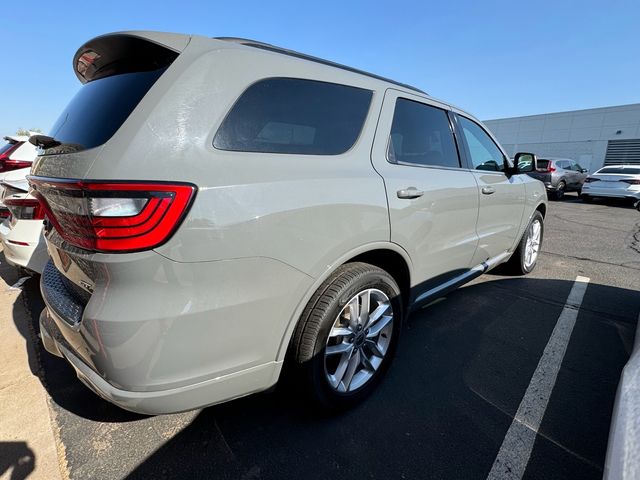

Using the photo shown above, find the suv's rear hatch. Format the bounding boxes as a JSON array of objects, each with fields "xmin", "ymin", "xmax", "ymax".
[
  {"xmin": 29, "ymin": 32, "xmax": 193, "ymax": 317},
  {"xmin": 32, "ymin": 33, "xmax": 186, "ymax": 166},
  {"xmin": 527, "ymin": 159, "xmax": 553, "ymax": 183}
]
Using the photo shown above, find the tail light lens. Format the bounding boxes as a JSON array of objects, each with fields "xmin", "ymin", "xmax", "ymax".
[
  {"xmin": 0, "ymin": 142, "xmax": 32, "ymax": 173},
  {"xmin": 28, "ymin": 177, "xmax": 196, "ymax": 253},
  {"xmin": 4, "ymin": 198, "xmax": 45, "ymax": 220},
  {"xmin": 621, "ymin": 179, "xmax": 640, "ymax": 185},
  {"xmin": 0, "ymin": 159, "xmax": 32, "ymax": 172},
  {"xmin": 536, "ymin": 164, "xmax": 556, "ymax": 173}
]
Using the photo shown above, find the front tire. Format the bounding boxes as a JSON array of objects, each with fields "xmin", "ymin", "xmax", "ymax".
[
  {"xmin": 504, "ymin": 211, "xmax": 544, "ymax": 275},
  {"xmin": 289, "ymin": 262, "xmax": 402, "ymax": 411}
]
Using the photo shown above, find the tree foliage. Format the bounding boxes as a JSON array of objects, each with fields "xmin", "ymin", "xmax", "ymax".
[{"xmin": 15, "ymin": 128, "xmax": 42, "ymax": 136}]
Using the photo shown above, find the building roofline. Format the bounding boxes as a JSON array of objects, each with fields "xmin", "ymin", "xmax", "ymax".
[{"xmin": 484, "ymin": 102, "xmax": 640, "ymax": 123}]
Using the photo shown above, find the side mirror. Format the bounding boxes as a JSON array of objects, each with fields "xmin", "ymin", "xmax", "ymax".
[
  {"xmin": 513, "ymin": 152, "xmax": 537, "ymax": 174},
  {"xmin": 581, "ymin": 168, "xmax": 588, "ymax": 173}
]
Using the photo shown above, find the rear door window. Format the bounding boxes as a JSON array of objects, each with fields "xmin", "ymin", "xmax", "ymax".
[
  {"xmin": 214, "ymin": 78, "xmax": 372, "ymax": 155},
  {"xmin": 387, "ymin": 98, "xmax": 460, "ymax": 169}
]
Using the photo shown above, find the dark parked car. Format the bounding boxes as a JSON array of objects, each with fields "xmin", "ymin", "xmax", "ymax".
[{"xmin": 526, "ymin": 157, "xmax": 588, "ymax": 200}]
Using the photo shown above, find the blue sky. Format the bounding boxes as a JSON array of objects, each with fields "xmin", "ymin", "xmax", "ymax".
[{"xmin": 1, "ymin": 0, "xmax": 638, "ymax": 136}]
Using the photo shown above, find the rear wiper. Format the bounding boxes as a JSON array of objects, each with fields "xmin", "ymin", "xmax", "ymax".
[{"xmin": 29, "ymin": 135, "xmax": 61, "ymax": 149}]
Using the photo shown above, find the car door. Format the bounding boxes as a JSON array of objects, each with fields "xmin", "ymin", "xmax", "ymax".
[
  {"xmin": 371, "ymin": 90, "xmax": 479, "ymax": 291},
  {"xmin": 569, "ymin": 161, "xmax": 588, "ymax": 187},
  {"xmin": 562, "ymin": 160, "xmax": 578, "ymax": 188},
  {"xmin": 453, "ymin": 113, "xmax": 526, "ymax": 264}
]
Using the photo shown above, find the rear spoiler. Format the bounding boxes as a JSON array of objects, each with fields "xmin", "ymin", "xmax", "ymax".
[{"xmin": 73, "ymin": 31, "xmax": 191, "ymax": 83}]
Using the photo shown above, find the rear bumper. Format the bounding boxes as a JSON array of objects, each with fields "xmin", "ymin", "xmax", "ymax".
[
  {"xmin": 581, "ymin": 185, "xmax": 640, "ymax": 199},
  {"xmin": 40, "ymin": 308, "xmax": 281, "ymax": 414},
  {"xmin": 0, "ymin": 219, "xmax": 47, "ymax": 273},
  {"xmin": 38, "ymin": 252, "xmax": 313, "ymax": 414}
]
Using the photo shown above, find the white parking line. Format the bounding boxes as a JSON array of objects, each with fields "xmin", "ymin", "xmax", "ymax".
[{"xmin": 487, "ymin": 275, "xmax": 590, "ymax": 480}]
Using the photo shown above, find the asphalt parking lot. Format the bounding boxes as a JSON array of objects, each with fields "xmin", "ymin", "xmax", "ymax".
[{"xmin": 7, "ymin": 193, "xmax": 640, "ymax": 480}]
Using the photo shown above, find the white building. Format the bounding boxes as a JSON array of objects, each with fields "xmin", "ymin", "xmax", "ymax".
[{"xmin": 484, "ymin": 103, "xmax": 640, "ymax": 172}]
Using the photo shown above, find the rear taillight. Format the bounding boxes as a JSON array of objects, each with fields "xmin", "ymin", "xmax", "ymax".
[
  {"xmin": 0, "ymin": 142, "xmax": 31, "ymax": 173},
  {"xmin": 28, "ymin": 177, "xmax": 196, "ymax": 253},
  {"xmin": 0, "ymin": 159, "xmax": 32, "ymax": 172},
  {"xmin": 621, "ymin": 179, "xmax": 640, "ymax": 185},
  {"xmin": 584, "ymin": 177, "xmax": 597, "ymax": 183},
  {"xmin": 536, "ymin": 165, "xmax": 556, "ymax": 173},
  {"xmin": 3, "ymin": 198, "xmax": 45, "ymax": 220}
]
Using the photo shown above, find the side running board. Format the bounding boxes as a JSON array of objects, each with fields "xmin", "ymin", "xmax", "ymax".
[{"xmin": 411, "ymin": 251, "xmax": 511, "ymax": 311}]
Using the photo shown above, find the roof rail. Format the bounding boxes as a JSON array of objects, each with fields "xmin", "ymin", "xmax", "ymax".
[{"xmin": 214, "ymin": 37, "xmax": 427, "ymax": 95}]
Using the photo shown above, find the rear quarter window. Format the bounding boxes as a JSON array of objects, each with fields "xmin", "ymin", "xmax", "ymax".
[{"xmin": 213, "ymin": 78, "xmax": 372, "ymax": 155}]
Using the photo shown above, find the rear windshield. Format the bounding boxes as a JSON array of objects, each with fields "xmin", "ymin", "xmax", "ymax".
[
  {"xmin": 0, "ymin": 141, "xmax": 17, "ymax": 156},
  {"xmin": 596, "ymin": 166, "xmax": 640, "ymax": 175},
  {"xmin": 214, "ymin": 78, "xmax": 372, "ymax": 155},
  {"xmin": 47, "ymin": 68, "xmax": 166, "ymax": 153},
  {"xmin": 536, "ymin": 159, "xmax": 550, "ymax": 169}
]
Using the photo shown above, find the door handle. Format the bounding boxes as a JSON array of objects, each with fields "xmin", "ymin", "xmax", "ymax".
[
  {"xmin": 481, "ymin": 186, "xmax": 496, "ymax": 195},
  {"xmin": 397, "ymin": 187, "xmax": 424, "ymax": 199}
]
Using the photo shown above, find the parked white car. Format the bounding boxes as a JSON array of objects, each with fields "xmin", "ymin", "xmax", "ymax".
[
  {"xmin": 581, "ymin": 165, "xmax": 640, "ymax": 202},
  {"xmin": 0, "ymin": 167, "xmax": 48, "ymax": 274},
  {"xmin": 0, "ymin": 133, "xmax": 39, "ymax": 221}
]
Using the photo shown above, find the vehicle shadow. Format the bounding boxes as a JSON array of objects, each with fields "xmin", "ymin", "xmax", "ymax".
[
  {"xmin": 17, "ymin": 275, "xmax": 634, "ymax": 480},
  {"xmin": 0, "ymin": 254, "xmax": 42, "ymax": 379},
  {"xmin": 561, "ymin": 193, "xmax": 637, "ymax": 209},
  {"xmin": 0, "ymin": 441, "xmax": 35, "ymax": 480}
]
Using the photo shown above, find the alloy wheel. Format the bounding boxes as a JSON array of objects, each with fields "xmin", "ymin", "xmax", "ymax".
[{"xmin": 324, "ymin": 288, "xmax": 394, "ymax": 393}]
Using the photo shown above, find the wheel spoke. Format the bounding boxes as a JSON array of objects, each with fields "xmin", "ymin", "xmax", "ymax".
[
  {"xmin": 329, "ymin": 326, "xmax": 352, "ymax": 338},
  {"xmin": 365, "ymin": 338, "xmax": 385, "ymax": 358},
  {"xmin": 326, "ymin": 342, "xmax": 353, "ymax": 356},
  {"xmin": 347, "ymin": 298, "xmax": 359, "ymax": 330},
  {"xmin": 340, "ymin": 350, "xmax": 361, "ymax": 391},
  {"xmin": 329, "ymin": 349, "xmax": 353, "ymax": 389},
  {"xmin": 367, "ymin": 314, "xmax": 393, "ymax": 338},
  {"xmin": 366, "ymin": 302, "xmax": 391, "ymax": 329},
  {"xmin": 358, "ymin": 290, "xmax": 370, "ymax": 325},
  {"xmin": 361, "ymin": 351, "xmax": 375, "ymax": 372}
]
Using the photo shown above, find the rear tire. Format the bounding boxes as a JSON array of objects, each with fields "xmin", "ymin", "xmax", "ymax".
[
  {"xmin": 289, "ymin": 262, "xmax": 402, "ymax": 411},
  {"xmin": 553, "ymin": 181, "xmax": 566, "ymax": 200},
  {"xmin": 503, "ymin": 211, "xmax": 544, "ymax": 275}
]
